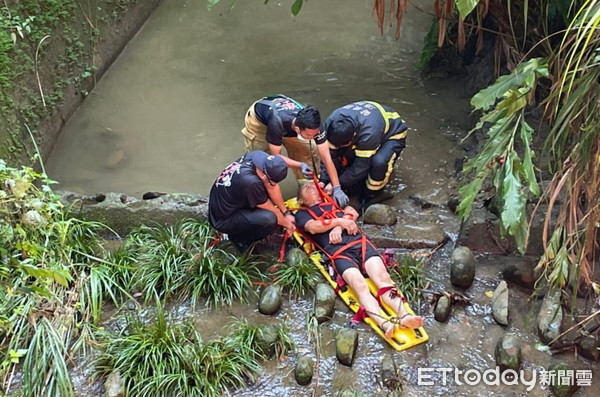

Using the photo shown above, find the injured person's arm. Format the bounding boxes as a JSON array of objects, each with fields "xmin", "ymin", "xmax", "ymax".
[{"xmin": 303, "ymin": 215, "xmax": 358, "ymax": 236}]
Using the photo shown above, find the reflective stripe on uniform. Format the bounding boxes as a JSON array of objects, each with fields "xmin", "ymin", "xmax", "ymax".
[
  {"xmin": 387, "ymin": 131, "xmax": 408, "ymax": 139},
  {"xmin": 365, "ymin": 101, "xmax": 402, "ymax": 134},
  {"xmin": 366, "ymin": 153, "xmax": 397, "ymax": 190},
  {"xmin": 355, "ymin": 147, "xmax": 379, "ymax": 158}
]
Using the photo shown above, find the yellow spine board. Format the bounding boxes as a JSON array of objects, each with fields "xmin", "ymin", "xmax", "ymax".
[
  {"xmin": 287, "ymin": 197, "xmax": 428, "ymax": 351},
  {"xmin": 296, "ymin": 236, "xmax": 428, "ymax": 351}
]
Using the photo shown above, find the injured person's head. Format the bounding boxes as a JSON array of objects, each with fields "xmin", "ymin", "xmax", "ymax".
[{"xmin": 297, "ymin": 181, "xmax": 323, "ymax": 207}]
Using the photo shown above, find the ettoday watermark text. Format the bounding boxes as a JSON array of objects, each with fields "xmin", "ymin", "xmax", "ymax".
[{"xmin": 417, "ymin": 367, "xmax": 592, "ymax": 391}]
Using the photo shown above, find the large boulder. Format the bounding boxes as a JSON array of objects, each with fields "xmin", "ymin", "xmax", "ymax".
[
  {"xmin": 577, "ymin": 335, "xmax": 600, "ymax": 362},
  {"xmin": 314, "ymin": 283, "xmax": 336, "ymax": 323},
  {"xmin": 256, "ymin": 324, "xmax": 279, "ymax": 359},
  {"xmin": 363, "ymin": 204, "xmax": 397, "ymax": 226},
  {"xmin": 336, "ymin": 328, "xmax": 359, "ymax": 367},
  {"xmin": 450, "ymin": 246, "xmax": 476, "ymax": 289},
  {"xmin": 58, "ymin": 191, "xmax": 209, "ymax": 237},
  {"xmin": 537, "ymin": 289, "xmax": 563, "ymax": 344},
  {"xmin": 491, "ymin": 280, "xmax": 509, "ymax": 325},
  {"xmin": 495, "ymin": 334, "xmax": 521, "ymax": 372},
  {"xmin": 286, "ymin": 247, "xmax": 308, "ymax": 267},
  {"xmin": 549, "ymin": 362, "xmax": 579, "ymax": 397},
  {"xmin": 105, "ymin": 370, "xmax": 125, "ymax": 397},
  {"xmin": 294, "ymin": 355, "xmax": 314, "ymax": 385},
  {"xmin": 434, "ymin": 295, "xmax": 452, "ymax": 322},
  {"xmin": 258, "ymin": 284, "xmax": 282, "ymax": 315}
]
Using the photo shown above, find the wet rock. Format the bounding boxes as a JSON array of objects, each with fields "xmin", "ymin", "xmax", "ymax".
[
  {"xmin": 381, "ymin": 355, "xmax": 401, "ymax": 391},
  {"xmin": 491, "ymin": 280, "xmax": 509, "ymax": 326},
  {"xmin": 394, "ymin": 218, "xmax": 448, "ymax": 249},
  {"xmin": 456, "ymin": 204, "xmax": 546, "ymax": 255},
  {"xmin": 286, "ymin": 247, "xmax": 308, "ymax": 267},
  {"xmin": 256, "ymin": 324, "xmax": 279, "ymax": 359},
  {"xmin": 450, "ymin": 246, "xmax": 475, "ymax": 289},
  {"xmin": 537, "ymin": 289, "xmax": 563, "ymax": 344},
  {"xmin": 447, "ymin": 194, "xmax": 461, "ymax": 213},
  {"xmin": 142, "ymin": 191, "xmax": 167, "ymax": 200},
  {"xmin": 359, "ymin": 197, "xmax": 451, "ymax": 249},
  {"xmin": 409, "ymin": 194, "xmax": 444, "ymax": 209},
  {"xmin": 57, "ymin": 191, "xmax": 209, "ymax": 237},
  {"xmin": 22, "ymin": 210, "xmax": 47, "ymax": 227},
  {"xmin": 495, "ymin": 334, "xmax": 521, "ymax": 371},
  {"xmin": 336, "ymin": 327, "xmax": 358, "ymax": 367},
  {"xmin": 501, "ymin": 258, "xmax": 539, "ymax": 289},
  {"xmin": 363, "ymin": 204, "xmax": 397, "ymax": 226},
  {"xmin": 577, "ymin": 335, "xmax": 600, "ymax": 362},
  {"xmin": 549, "ymin": 362, "xmax": 579, "ymax": 397},
  {"xmin": 434, "ymin": 295, "xmax": 452, "ymax": 322},
  {"xmin": 105, "ymin": 370, "xmax": 125, "ymax": 397},
  {"xmin": 294, "ymin": 355, "xmax": 314, "ymax": 385},
  {"xmin": 314, "ymin": 283, "xmax": 336, "ymax": 323},
  {"xmin": 258, "ymin": 284, "xmax": 282, "ymax": 315}
]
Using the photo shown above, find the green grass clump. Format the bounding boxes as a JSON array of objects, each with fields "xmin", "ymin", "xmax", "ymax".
[
  {"xmin": 125, "ymin": 219, "xmax": 262, "ymax": 308},
  {"xmin": 273, "ymin": 253, "xmax": 320, "ymax": 298},
  {"xmin": 228, "ymin": 317, "xmax": 295, "ymax": 360},
  {"xmin": 388, "ymin": 254, "xmax": 427, "ymax": 311},
  {"xmin": 96, "ymin": 303, "xmax": 263, "ymax": 397}
]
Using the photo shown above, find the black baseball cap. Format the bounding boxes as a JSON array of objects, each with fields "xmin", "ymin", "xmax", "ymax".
[{"xmin": 252, "ymin": 152, "xmax": 288, "ymax": 183}]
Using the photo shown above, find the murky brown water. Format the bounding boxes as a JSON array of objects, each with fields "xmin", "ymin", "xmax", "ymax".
[
  {"xmin": 45, "ymin": 0, "xmax": 467, "ymax": 202},
  {"xmin": 44, "ymin": 0, "xmax": 598, "ymax": 396}
]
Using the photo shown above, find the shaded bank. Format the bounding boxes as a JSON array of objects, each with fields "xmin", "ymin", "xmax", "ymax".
[{"xmin": 0, "ymin": 0, "xmax": 161, "ymax": 165}]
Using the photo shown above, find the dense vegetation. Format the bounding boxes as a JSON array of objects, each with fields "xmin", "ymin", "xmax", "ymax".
[
  {"xmin": 368, "ymin": 0, "xmax": 599, "ymax": 293},
  {"xmin": 426, "ymin": 0, "xmax": 600, "ymax": 295},
  {"xmin": 0, "ymin": 160, "xmax": 299, "ymax": 395}
]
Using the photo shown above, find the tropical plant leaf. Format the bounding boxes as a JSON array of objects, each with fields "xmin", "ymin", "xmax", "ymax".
[
  {"xmin": 519, "ymin": 118, "xmax": 539, "ymax": 195},
  {"xmin": 500, "ymin": 152, "xmax": 528, "ymax": 252},
  {"xmin": 471, "ymin": 58, "xmax": 546, "ymax": 111}
]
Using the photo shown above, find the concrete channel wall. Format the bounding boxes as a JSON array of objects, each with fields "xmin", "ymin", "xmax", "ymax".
[{"xmin": 0, "ymin": 0, "xmax": 162, "ymax": 166}]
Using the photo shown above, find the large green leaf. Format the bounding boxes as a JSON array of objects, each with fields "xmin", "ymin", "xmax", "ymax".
[
  {"xmin": 500, "ymin": 153, "xmax": 527, "ymax": 252},
  {"xmin": 497, "ymin": 87, "xmax": 529, "ymax": 117},
  {"xmin": 519, "ymin": 118, "xmax": 539, "ymax": 195},
  {"xmin": 470, "ymin": 58, "xmax": 546, "ymax": 111},
  {"xmin": 457, "ymin": 174, "xmax": 485, "ymax": 220}
]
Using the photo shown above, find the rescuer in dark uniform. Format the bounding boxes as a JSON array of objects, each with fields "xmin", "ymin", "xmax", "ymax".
[
  {"xmin": 242, "ymin": 94, "xmax": 348, "ymax": 207},
  {"xmin": 208, "ymin": 151, "xmax": 295, "ymax": 253},
  {"xmin": 320, "ymin": 101, "xmax": 408, "ymax": 208}
]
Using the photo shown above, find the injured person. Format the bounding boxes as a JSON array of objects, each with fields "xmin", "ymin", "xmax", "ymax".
[{"xmin": 294, "ymin": 181, "xmax": 424, "ymax": 338}]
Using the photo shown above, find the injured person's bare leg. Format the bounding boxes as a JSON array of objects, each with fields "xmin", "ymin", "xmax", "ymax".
[
  {"xmin": 364, "ymin": 256, "xmax": 424, "ymax": 330},
  {"xmin": 342, "ymin": 268, "xmax": 398, "ymax": 338}
]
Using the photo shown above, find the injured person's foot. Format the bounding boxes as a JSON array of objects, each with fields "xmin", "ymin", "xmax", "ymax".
[
  {"xmin": 382, "ymin": 314, "xmax": 424, "ymax": 338},
  {"xmin": 382, "ymin": 321, "xmax": 397, "ymax": 339},
  {"xmin": 398, "ymin": 314, "xmax": 424, "ymax": 329}
]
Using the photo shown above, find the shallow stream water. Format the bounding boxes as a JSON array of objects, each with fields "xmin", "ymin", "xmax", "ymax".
[{"xmin": 44, "ymin": 1, "xmax": 598, "ymax": 396}]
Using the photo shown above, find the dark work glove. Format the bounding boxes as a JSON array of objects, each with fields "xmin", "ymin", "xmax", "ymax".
[
  {"xmin": 332, "ymin": 186, "xmax": 349, "ymax": 208},
  {"xmin": 300, "ymin": 163, "xmax": 314, "ymax": 179}
]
